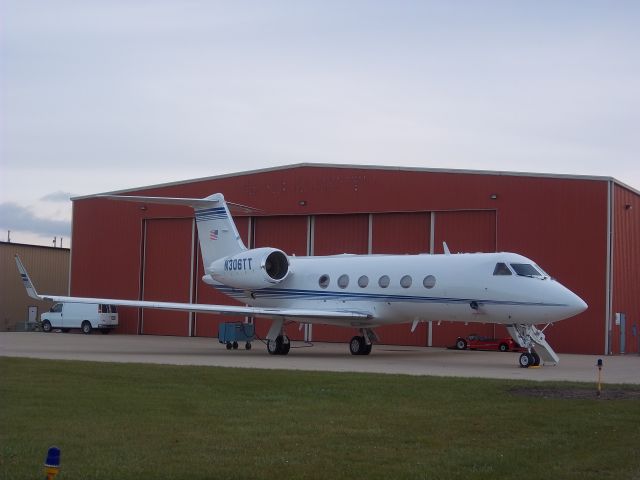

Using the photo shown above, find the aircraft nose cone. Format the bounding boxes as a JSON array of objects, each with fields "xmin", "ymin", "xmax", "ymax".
[{"xmin": 567, "ymin": 292, "xmax": 588, "ymax": 316}]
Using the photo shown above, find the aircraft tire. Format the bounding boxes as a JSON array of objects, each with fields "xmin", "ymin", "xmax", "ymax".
[
  {"xmin": 362, "ymin": 343, "xmax": 372, "ymax": 355},
  {"xmin": 280, "ymin": 336, "xmax": 291, "ymax": 355},
  {"xmin": 81, "ymin": 321, "xmax": 92, "ymax": 335},
  {"xmin": 267, "ymin": 339, "xmax": 279, "ymax": 355},
  {"xmin": 349, "ymin": 336, "xmax": 364, "ymax": 355},
  {"xmin": 267, "ymin": 336, "xmax": 290, "ymax": 355},
  {"xmin": 531, "ymin": 351, "xmax": 541, "ymax": 366},
  {"xmin": 42, "ymin": 320, "xmax": 52, "ymax": 333},
  {"xmin": 519, "ymin": 352, "xmax": 533, "ymax": 368}
]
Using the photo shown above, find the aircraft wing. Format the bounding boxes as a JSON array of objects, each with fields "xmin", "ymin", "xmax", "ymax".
[{"xmin": 15, "ymin": 256, "xmax": 371, "ymax": 321}]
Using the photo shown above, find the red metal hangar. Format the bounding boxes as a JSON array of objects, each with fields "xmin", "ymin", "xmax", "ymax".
[{"xmin": 70, "ymin": 164, "xmax": 639, "ymax": 355}]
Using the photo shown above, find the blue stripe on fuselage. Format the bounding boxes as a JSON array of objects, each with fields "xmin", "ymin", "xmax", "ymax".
[{"xmin": 212, "ymin": 285, "xmax": 567, "ymax": 308}]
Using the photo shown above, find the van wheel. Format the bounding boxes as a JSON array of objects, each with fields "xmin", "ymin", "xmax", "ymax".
[
  {"xmin": 42, "ymin": 320, "xmax": 52, "ymax": 332},
  {"xmin": 81, "ymin": 321, "xmax": 92, "ymax": 334}
]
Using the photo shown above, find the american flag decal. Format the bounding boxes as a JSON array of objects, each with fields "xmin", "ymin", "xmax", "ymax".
[{"xmin": 209, "ymin": 229, "xmax": 218, "ymax": 240}]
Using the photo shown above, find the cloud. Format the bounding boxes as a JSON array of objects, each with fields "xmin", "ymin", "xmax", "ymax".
[
  {"xmin": 0, "ymin": 202, "xmax": 71, "ymax": 236},
  {"xmin": 40, "ymin": 191, "xmax": 74, "ymax": 202}
]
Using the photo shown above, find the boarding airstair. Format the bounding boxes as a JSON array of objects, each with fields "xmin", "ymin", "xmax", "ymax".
[{"xmin": 506, "ymin": 324, "xmax": 560, "ymax": 366}]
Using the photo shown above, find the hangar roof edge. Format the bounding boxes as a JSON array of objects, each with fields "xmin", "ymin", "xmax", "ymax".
[{"xmin": 71, "ymin": 163, "xmax": 639, "ymax": 200}]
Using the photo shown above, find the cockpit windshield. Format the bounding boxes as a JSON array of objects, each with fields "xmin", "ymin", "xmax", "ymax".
[{"xmin": 510, "ymin": 263, "xmax": 543, "ymax": 277}]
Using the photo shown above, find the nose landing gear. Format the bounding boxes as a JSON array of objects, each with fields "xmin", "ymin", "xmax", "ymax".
[{"xmin": 507, "ymin": 324, "xmax": 558, "ymax": 368}]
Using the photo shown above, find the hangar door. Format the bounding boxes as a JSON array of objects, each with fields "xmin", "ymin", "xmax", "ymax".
[{"xmin": 141, "ymin": 218, "xmax": 194, "ymax": 336}]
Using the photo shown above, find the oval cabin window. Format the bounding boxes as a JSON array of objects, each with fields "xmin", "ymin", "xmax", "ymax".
[{"xmin": 423, "ymin": 275, "xmax": 436, "ymax": 289}]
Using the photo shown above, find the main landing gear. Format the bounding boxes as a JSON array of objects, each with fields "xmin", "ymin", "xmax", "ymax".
[
  {"xmin": 267, "ymin": 335, "xmax": 291, "ymax": 355},
  {"xmin": 349, "ymin": 336, "xmax": 372, "ymax": 355},
  {"xmin": 349, "ymin": 328, "xmax": 377, "ymax": 355},
  {"xmin": 265, "ymin": 325, "xmax": 378, "ymax": 356}
]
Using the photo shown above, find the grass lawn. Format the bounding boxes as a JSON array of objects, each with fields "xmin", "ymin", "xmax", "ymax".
[{"xmin": 1, "ymin": 357, "xmax": 639, "ymax": 479}]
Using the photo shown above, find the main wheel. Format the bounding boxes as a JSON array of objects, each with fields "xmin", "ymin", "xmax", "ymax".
[
  {"xmin": 362, "ymin": 343, "xmax": 372, "ymax": 355},
  {"xmin": 519, "ymin": 352, "xmax": 533, "ymax": 368},
  {"xmin": 531, "ymin": 351, "xmax": 541, "ymax": 366},
  {"xmin": 267, "ymin": 338, "xmax": 279, "ymax": 355},
  {"xmin": 455, "ymin": 338, "xmax": 467, "ymax": 350},
  {"xmin": 81, "ymin": 321, "xmax": 92, "ymax": 334},
  {"xmin": 349, "ymin": 336, "xmax": 364, "ymax": 355},
  {"xmin": 267, "ymin": 335, "xmax": 290, "ymax": 355},
  {"xmin": 499, "ymin": 343, "xmax": 509, "ymax": 352},
  {"xmin": 280, "ymin": 336, "xmax": 291, "ymax": 355},
  {"xmin": 42, "ymin": 320, "xmax": 52, "ymax": 333}
]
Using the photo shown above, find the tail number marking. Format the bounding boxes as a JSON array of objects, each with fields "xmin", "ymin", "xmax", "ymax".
[{"xmin": 224, "ymin": 258, "xmax": 253, "ymax": 271}]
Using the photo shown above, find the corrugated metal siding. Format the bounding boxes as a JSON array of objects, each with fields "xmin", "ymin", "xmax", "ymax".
[
  {"xmin": 141, "ymin": 218, "xmax": 192, "ymax": 336},
  {"xmin": 314, "ymin": 214, "xmax": 368, "ymax": 255},
  {"xmin": 253, "ymin": 216, "xmax": 308, "ymax": 255},
  {"xmin": 371, "ymin": 212, "xmax": 430, "ymax": 254},
  {"xmin": 611, "ymin": 184, "xmax": 640, "ymax": 354},
  {"xmin": 0, "ymin": 243, "xmax": 69, "ymax": 331},
  {"xmin": 433, "ymin": 210, "xmax": 496, "ymax": 254},
  {"xmin": 71, "ymin": 198, "xmax": 145, "ymax": 334}
]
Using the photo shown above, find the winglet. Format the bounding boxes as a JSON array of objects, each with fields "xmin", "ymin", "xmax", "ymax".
[{"xmin": 15, "ymin": 255, "xmax": 42, "ymax": 300}]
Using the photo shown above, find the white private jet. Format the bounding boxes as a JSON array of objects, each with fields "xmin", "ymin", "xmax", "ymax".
[{"xmin": 16, "ymin": 192, "xmax": 587, "ymax": 368}]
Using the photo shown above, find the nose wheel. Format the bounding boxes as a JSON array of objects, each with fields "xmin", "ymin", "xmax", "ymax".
[{"xmin": 519, "ymin": 351, "xmax": 541, "ymax": 368}]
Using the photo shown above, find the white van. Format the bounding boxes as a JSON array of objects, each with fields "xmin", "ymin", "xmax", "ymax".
[{"xmin": 41, "ymin": 303, "xmax": 119, "ymax": 334}]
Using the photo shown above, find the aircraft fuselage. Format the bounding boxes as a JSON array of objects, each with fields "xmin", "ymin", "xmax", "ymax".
[{"xmin": 205, "ymin": 251, "xmax": 586, "ymax": 328}]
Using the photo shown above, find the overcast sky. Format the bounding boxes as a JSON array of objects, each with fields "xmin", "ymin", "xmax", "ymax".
[{"xmin": 1, "ymin": 0, "xmax": 639, "ymax": 247}]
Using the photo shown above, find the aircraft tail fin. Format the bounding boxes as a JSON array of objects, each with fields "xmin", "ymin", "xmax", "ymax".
[{"xmin": 99, "ymin": 193, "xmax": 247, "ymax": 269}]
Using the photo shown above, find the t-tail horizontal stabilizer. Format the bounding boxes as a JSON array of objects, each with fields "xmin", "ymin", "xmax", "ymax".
[{"xmin": 98, "ymin": 192, "xmax": 247, "ymax": 266}]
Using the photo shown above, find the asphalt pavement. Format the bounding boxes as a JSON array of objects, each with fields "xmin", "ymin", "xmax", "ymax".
[{"xmin": 1, "ymin": 332, "xmax": 638, "ymax": 384}]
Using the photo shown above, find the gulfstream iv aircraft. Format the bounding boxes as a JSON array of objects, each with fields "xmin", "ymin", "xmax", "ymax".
[{"xmin": 16, "ymin": 193, "xmax": 587, "ymax": 368}]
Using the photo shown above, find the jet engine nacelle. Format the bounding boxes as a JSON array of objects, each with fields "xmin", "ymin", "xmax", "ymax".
[{"xmin": 209, "ymin": 247, "xmax": 290, "ymax": 289}]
